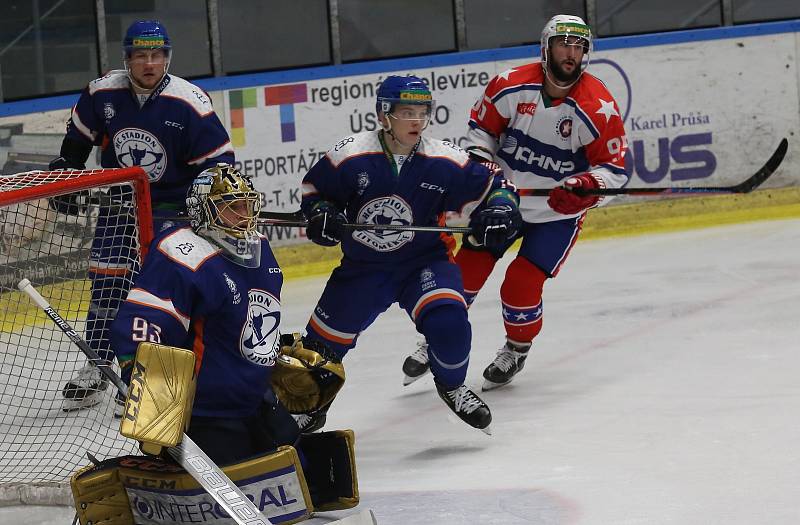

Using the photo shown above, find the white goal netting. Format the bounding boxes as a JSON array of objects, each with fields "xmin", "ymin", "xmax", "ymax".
[{"xmin": 0, "ymin": 168, "xmax": 152, "ymax": 503}]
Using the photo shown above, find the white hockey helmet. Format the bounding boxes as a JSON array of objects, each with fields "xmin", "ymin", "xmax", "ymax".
[
  {"xmin": 186, "ymin": 164, "xmax": 263, "ymax": 268},
  {"xmin": 540, "ymin": 15, "xmax": 593, "ymax": 84}
]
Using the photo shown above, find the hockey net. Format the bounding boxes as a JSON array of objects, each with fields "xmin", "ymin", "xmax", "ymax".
[{"xmin": 0, "ymin": 167, "xmax": 153, "ymax": 505}]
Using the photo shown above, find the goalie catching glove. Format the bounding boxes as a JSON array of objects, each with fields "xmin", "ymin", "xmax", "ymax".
[{"xmin": 271, "ymin": 333, "xmax": 345, "ymax": 414}]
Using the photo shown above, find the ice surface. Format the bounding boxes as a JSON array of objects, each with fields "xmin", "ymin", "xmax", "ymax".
[{"xmin": 4, "ymin": 219, "xmax": 799, "ymax": 524}]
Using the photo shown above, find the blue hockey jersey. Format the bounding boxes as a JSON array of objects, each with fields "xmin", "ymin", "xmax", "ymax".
[
  {"xmin": 66, "ymin": 70, "xmax": 234, "ymax": 206},
  {"xmin": 301, "ymin": 131, "xmax": 503, "ymax": 266},
  {"xmin": 109, "ymin": 226, "xmax": 283, "ymax": 418}
]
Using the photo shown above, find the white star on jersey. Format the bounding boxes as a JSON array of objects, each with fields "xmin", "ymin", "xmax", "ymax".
[
  {"xmin": 498, "ymin": 68, "xmax": 517, "ymax": 80},
  {"xmin": 596, "ymin": 99, "xmax": 619, "ymax": 122}
]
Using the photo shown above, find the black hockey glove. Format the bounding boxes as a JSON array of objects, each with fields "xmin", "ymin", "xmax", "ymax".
[
  {"xmin": 47, "ymin": 156, "xmax": 91, "ymax": 216},
  {"xmin": 306, "ymin": 201, "xmax": 347, "ymax": 247},
  {"xmin": 469, "ymin": 204, "xmax": 522, "ymax": 249}
]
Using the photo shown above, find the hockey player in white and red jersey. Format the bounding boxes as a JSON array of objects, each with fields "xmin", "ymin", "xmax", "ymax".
[
  {"xmin": 297, "ymin": 75, "xmax": 522, "ymax": 434},
  {"xmin": 49, "ymin": 20, "xmax": 234, "ymax": 411},
  {"xmin": 402, "ymin": 15, "xmax": 629, "ymax": 391}
]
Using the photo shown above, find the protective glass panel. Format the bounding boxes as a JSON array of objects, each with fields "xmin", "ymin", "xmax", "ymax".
[
  {"xmin": 732, "ymin": 0, "xmax": 800, "ymax": 23},
  {"xmin": 219, "ymin": 0, "xmax": 331, "ymax": 74},
  {"xmin": 595, "ymin": 0, "xmax": 722, "ymax": 36},
  {"xmin": 104, "ymin": 0, "xmax": 211, "ymax": 78},
  {"xmin": 339, "ymin": 0, "xmax": 456, "ymax": 61},
  {"xmin": 463, "ymin": 0, "xmax": 586, "ymax": 50},
  {"xmin": 0, "ymin": 0, "xmax": 99, "ymax": 101}
]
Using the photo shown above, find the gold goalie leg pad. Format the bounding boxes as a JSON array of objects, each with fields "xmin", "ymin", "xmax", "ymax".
[
  {"xmin": 298, "ymin": 429, "xmax": 359, "ymax": 511},
  {"xmin": 119, "ymin": 342, "xmax": 197, "ymax": 453},
  {"xmin": 71, "ymin": 446, "xmax": 314, "ymax": 525}
]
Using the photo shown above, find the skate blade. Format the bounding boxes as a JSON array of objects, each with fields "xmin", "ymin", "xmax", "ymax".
[
  {"xmin": 62, "ymin": 395, "xmax": 103, "ymax": 412},
  {"xmin": 481, "ymin": 378, "xmax": 513, "ymax": 391},
  {"xmin": 480, "ymin": 424, "xmax": 492, "ymax": 436},
  {"xmin": 402, "ymin": 371, "xmax": 429, "ymax": 386}
]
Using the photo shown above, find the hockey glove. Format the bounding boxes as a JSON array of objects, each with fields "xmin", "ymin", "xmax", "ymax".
[
  {"xmin": 470, "ymin": 204, "xmax": 522, "ymax": 249},
  {"xmin": 306, "ymin": 201, "xmax": 347, "ymax": 247},
  {"xmin": 47, "ymin": 155, "xmax": 91, "ymax": 215},
  {"xmin": 547, "ymin": 173, "xmax": 604, "ymax": 215}
]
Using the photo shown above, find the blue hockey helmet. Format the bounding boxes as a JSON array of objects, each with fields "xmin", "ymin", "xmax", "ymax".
[
  {"xmin": 123, "ymin": 20, "xmax": 171, "ymax": 56},
  {"xmin": 375, "ymin": 75, "xmax": 434, "ymax": 116}
]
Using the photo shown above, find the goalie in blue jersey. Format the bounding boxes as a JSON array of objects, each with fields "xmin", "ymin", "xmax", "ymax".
[
  {"xmin": 72, "ymin": 166, "xmax": 361, "ymax": 522},
  {"xmin": 48, "ymin": 20, "xmax": 234, "ymax": 412}
]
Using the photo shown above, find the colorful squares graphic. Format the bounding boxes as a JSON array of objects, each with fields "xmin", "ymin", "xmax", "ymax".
[{"xmin": 229, "ymin": 88, "xmax": 258, "ymax": 147}]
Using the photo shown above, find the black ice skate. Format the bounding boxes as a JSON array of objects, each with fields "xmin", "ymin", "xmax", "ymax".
[
  {"xmin": 436, "ymin": 382, "xmax": 492, "ymax": 434},
  {"xmin": 402, "ymin": 337, "xmax": 430, "ymax": 385},
  {"xmin": 482, "ymin": 342, "xmax": 530, "ymax": 391},
  {"xmin": 113, "ymin": 391, "xmax": 126, "ymax": 419},
  {"xmin": 62, "ymin": 363, "xmax": 109, "ymax": 412}
]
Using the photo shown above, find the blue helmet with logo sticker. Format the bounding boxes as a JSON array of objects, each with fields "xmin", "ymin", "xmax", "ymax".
[
  {"xmin": 375, "ymin": 75, "xmax": 434, "ymax": 115},
  {"xmin": 123, "ymin": 20, "xmax": 171, "ymax": 56}
]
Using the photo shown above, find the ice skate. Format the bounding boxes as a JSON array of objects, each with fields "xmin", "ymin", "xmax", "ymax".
[
  {"xmin": 402, "ymin": 337, "xmax": 430, "ymax": 385},
  {"xmin": 113, "ymin": 391, "xmax": 126, "ymax": 419},
  {"xmin": 436, "ymin": 382, "xmax": 492, "ymax": 434},
  {"xmin": 482, "ymin": 341, "xmax": 530, "ymax": 391},
  {"xmin": 61, "ymin": 363, "xmax": 108, "ymax": 412}
]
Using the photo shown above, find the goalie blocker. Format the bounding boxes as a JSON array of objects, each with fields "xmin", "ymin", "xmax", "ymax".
[{"xmin": 72, "ymin": 341, "xmax": 358, "ymax": 525}]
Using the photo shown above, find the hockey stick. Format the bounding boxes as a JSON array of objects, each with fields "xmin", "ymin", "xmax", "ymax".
[
  {"xmin": 17, "ymin": 278, "xmax": 276, "ymax": 525},
  {"xmin": 257, "ymin": 209, "xmax": 471, "ymax": 233},
  {"xmin": 517, "ymin": 137, "xmax": 788, "ymax": 197},
  {"xmin": 262, "ymin": 217, "xmax": 472, "ymax": 234},
  {"xmin": 164, "ymin": 210, "xmax": 471, "ymax": 234}
]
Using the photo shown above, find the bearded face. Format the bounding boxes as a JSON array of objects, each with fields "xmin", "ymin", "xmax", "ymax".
[{"xmin": 546, "ymin": 36, "xmax": 588, "ymax": 84}]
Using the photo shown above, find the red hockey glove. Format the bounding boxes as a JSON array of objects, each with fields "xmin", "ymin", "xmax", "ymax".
[{"xmin": 547, "ymin": 173, "xmax": 603, "ymax": 215}]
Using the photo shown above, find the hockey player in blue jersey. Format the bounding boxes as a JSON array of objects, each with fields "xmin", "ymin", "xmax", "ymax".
[
  {"xmin": 109, "ymin": 165, "xmax": 299, "ymax": 463},
  {"xmin": 49, "ymin": 20, "xmax": 234, "ymax": 411},
  {"xmin": 297, "ymin": 75, "xmax": 522, "ymax": 434}
]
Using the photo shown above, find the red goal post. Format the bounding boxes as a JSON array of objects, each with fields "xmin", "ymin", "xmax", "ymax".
[{"xmin": 0, "ymin": 166, "xmax": 154, "ymax": 506}]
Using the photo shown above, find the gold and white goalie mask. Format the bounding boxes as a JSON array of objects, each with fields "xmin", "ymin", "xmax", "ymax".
[
  {"xmin": 186, "ymin": 163, "xmax": 263, "ymax": 268},
  {"xmin": 272, "ymin": 334, "xmax": 346, "ymax": 414}
]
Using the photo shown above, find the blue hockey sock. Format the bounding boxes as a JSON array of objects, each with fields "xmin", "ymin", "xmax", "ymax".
[{"xmin": 420, "ymin": 305, "xmax": 471, "ymax": 388}]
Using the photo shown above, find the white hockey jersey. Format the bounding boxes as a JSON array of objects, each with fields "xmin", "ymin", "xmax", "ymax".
[{"xmin": 466, "ymin": 62, "xmax": 629, "ymax": 223}]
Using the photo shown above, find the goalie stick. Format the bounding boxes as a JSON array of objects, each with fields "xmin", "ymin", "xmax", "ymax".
[
  {"xmin": 517, "ymin": 137, "xmax": 788, "ymax": 197},
  {"xmin": 17, "ymin": 278, "xmax": 277, "ymax": 525},
  {"xmin": 19, "ymin": 279, "xmax": 377, "ymax": 525}
]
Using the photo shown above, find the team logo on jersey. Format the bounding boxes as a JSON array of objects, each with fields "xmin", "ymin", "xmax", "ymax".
[
  {"xmin": 356, "ymin": 172, "xmax": 370, "ymax": 195},
  {"xmin": 556, "ymin": 116, "xmax": 573, "ymax": 139},
  {"xmin": 223, "ymin": 272, "xmax": 241, "ymax": 304},
  {"xmin": 103, "ymin": 103, "xmax": 115, "ymax": 120},
  {"xmin": 239, "ymin": 289, "xmax": 281, "ymax": 366},
  {"xmin": 420, "ymin": 267, "xmax": 436, "ymax": 291},
  {"xmin": 353, "ymin": 196, "xmax": 414, "ymax": 252},
  {"xmin": 113, "ymin": 128, "xmax": 167, "ymax": 182}
]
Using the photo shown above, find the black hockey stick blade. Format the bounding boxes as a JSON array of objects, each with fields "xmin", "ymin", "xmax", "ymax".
[{"xmin": 518, "ymin": 137, "xmax": 788, "ymax": 197}]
